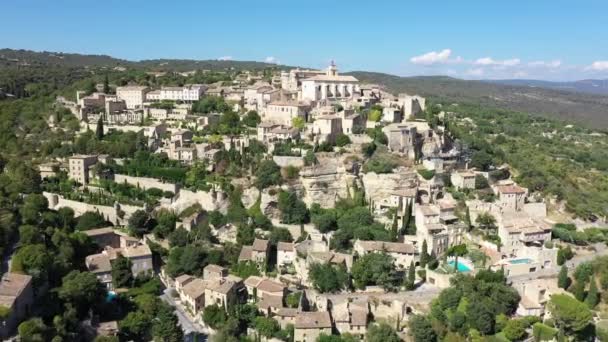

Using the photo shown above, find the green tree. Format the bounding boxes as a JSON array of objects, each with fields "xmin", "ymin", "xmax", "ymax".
[
  {"xmin": 58, "ymin": 271, "xmax": 105, "ymax": 317},
  {"xmin": 20, "ymin": 194, "xmax": 48, "ymax": 225},
  {"xmin": 351, "ymin": 253, "xmax": 395, "ymax": 290},
  {"xmin": 96, "ymin": 117, "xmax": 104, "ymax": 140},
  {"xmin": 335, "ymin": 134, "xmax": 351, "ymax": 147},
  {"xmin": 292, "ymin": 116, "xmax": 305, "ymax": 131},
  {"xmin": 255, "ymin": 160, "xmax": 281, "ymax": 189},
  {"xmin": 503, "ymin": 319, "xmax": 526, "ymax": 341},
  {"xmin": 420, "ymin": 240, "xmax": 430, "ymax": 268},
  {"xmin": 103, "ymin": 74, "xmax": 110, "ymax": 94},
  {"xmin": 111, "ymin": 255, "xmax": 133, "ymax": 288},
  {"xmin": 254, "ymin": 316, "xmax": 280, "ymax": 338},
  {"xmin": 309, "ymin": 263, "xmax": 349, "ymax": 293},
  {"xmin": 285, "ymin": 292, "xmax": 301, "ymax": 308},
  {"xmin": 18, "ymin": 318, "xmax": 47, "ymax": 342},
  {"xmin": 75, "ymin": 211, "xmax": 107, "ymax": 230},
  {"xmin": 367, "ymin": 322, "xmax": 401, "ymax": 342},
  {"xmin": 120, "ymin": 311, "xmax": 151, "ymax": 341},
  {"xmin": 558, "ymin": 265, "xmax": 571, "ymax": 289},
  {"xmin": 405, "ymin": 261, "xmax": 416, "ymax": 290},
  {"xmin": 203, "ymin": 305, "xmax": 227, "ymax": 329},
  {"xmin": 278, "ymin": 191, "xmax": 308, "ymax": 224},
  {"xmin": 585, "ymin": 277, "xmax": 599, "ymax": 308},
  {"xmin": 152, "ymin": 303, "xmax": 183, "ymax": 342},
  {"xmin": 409, "ymin": 315, "xmax": 436, "ymax": 342},
  {"xmin": 128, "ymin": 210, "xmax": 150, "ymax": 237},
  {"xmin": 243, "ymin": 110, "xmax": 261, "ymax": 127},
  {"xmin": 548, "ymin": 294, "xmax": 592, "ymax": 335}
]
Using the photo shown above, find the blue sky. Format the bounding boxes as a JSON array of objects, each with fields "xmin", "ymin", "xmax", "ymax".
[{"xmin": 2, "ymin": 0, "xmax": 608, "ymax": 80}]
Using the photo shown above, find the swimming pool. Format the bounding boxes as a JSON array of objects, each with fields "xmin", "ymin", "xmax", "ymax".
[
  {"xmin": 106, "ymin": 291, "xmax": 117, "ymax": 303},
  {"xmin": 509, "ymin": 258, "xmax": 532, "ymax": 265},
  {"xmin": 447, "ymin": 260, "xmax": 472, "ymax": 272}
]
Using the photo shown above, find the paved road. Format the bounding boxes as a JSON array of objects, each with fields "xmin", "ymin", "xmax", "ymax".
[{"xmin": 160, "ymin": 288, "xmax": 208, "ymax": 340}]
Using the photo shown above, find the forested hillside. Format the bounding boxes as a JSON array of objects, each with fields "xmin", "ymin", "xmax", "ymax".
[{"xmin": 348, "ymin": 71, "xmax": 608, "ymax": 129}]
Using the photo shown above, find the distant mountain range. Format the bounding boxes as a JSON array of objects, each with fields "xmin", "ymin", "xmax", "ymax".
[
  {"xmin": 347, "ymin": 72, "xmax": 608, "ymax": 129},
  {"xmin": 486, "ymin": 79, "xmax": 608, "ymax": 96},
  {"xmin": 1, "ymin": 48, "xmax": 607, "ymax": 128}
]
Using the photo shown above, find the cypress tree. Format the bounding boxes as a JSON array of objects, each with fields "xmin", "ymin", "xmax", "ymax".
[
  {"xmin": 96, "ymin": 117, "xmax": 104, "ymax": 140},
  {"xmin": 405, "ymin": 261, "xmax": 416, "ymax": 290},
  {"xmin": 391, "ymin": 213, "xmax": 399, "ymax": 240},
  {"xmin": 558, "ymin": 265, "xmax": 570, "ymax": 289},
  {"xmin": 465, "ymin": 207, "xmax": 472, "ymax": 231},
  {"xmin": 572, "ymin": 281, "xmax": 586, "ymax": 302},
  {"xmin": 103, "ymin": 74, "xmax": 110, "ymax": 94},
  {"xmin": 585, "ymin": 277, "xmax": 599, "ymax": 308},
  {"xmin": 420, "ymin": 240, "xmax": 429, "ymax": 268}
]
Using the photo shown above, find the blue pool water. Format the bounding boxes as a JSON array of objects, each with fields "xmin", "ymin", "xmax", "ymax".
[
  {"xmin": 106, "ymin": 291, "xmax": 117, "ymax": 303},
  {"xmin": 447, "ymin": 261, "xmax": 472, "ymax": 272},
  {"xmin": 509, "ymin": 258, "xmax": 532, "ymax": 265}
]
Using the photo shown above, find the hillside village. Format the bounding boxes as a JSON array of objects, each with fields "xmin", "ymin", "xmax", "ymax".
[{"xmin": 0, "ymin": 60, "xmax": 607, "ymax": 342}]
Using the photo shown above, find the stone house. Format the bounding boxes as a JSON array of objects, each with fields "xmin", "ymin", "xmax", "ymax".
[
  {"xmin": 203, "ymin": 264, "xmax": 228, "ymax": 280},
  {"xmin": 332, "ymin": 299, "xmax": 369, "ymax": 339},
  {"xmin": 294, "ymin": 311, "xmax": 333, "ymax": 342},
  {"xmin": 179, "ymin": 275, "xmax": 243, "ymax": 314},
  {"xmin": 277, "ymin": 242, "xmax": 296, "ymax": 268},
  {"xmin": 493, "ymin": 182, "xmax": 527, "ymax": 212},
  {"xmin": 415, "ymin": 201, "xmax": 464, "ymax": 255},
  {"xmin": 451, "ymin": 171, "xmax": 476, "ymax": 190},
  {"xmin": 238, "ymin": 238, "xmax": 270, "ymax": 266},
  {"xmin": 85, "ymin": 243, "xmax": 153, "ymax": 290},
  {"xmin": 382, "ymin": 124, "xmax": 417, "ymax": 159},
  {"xmin": 0, "ymin": 273, "xmax": 34, "ymax": 339},
  {"xmin": 244, "ymin": 276, "xmax": 287, "ymax": 302},
  {"xmin": 312, "ymin": 115, "xmax": 342, "ymax": 144},
  {"xmin": 353, "ymin": 240, "xmax": 418, "ymax": 269},
  {"xmin": 68, "ymin": 154, "xmax": 98, "ymax": 185}
]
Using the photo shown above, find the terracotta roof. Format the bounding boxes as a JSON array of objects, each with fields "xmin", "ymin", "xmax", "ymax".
[
  {"xmin": 0, "ymin": 273, "xmax": 32, "ymax": 308},
  {"xmin": 418, "ymin": 205, "xmax": 439, "ymax": 216},
  {"xmin": 244, "ymin": 276, "xmax": 263, "ymax": 288},
  {"xmin": 181, "ymin": 279, "xmax": 206, "ymax": 299},
  {"xmin": 497, "ymin": 184, "xmax": 526, "ymax": 194},
  {"xmin": 252, "ymin": 238, "xmax": 270, "ymax": 252},
  {"xmin": 122, "ymin": 244, "xmax": 152, "ymax": 258},
  {"xmin": 295, "ymin": 311, "xmax": 332, "ymax": 329},
  {"xmin": 257, "ymin": 294, "xmax": 284, "ymax": 310},
  {"xmin": 86, "ymin": 253, "xmax": 112, "ymax": 274},
  {"xmin": 82, "ymin": 227, "xmax": 115, "ymax": 237},
  {"xmin": 356, "ymin": 240, "xmax": 417, "ymax": 254},
  {"xmin": 276, "ymin": 307, "xmax": 298, "ymax": 317},
  {"xmin": 175, "ymin": 274, "xmax": 194, "ymax": 285},
  {"xmin": 238, "ymin": 246, "xmax": 253, "ymax": 261},
  {"xmin": 277, "ymin": 242, "xmax": 295, "ymax": 252},
  {"xmin": 257, "ymin": 279, "xmax": 286, "ymax": 294},
  {"xmin": 204, "ymin": 264, "xmax": 226, "ymax": 274}
]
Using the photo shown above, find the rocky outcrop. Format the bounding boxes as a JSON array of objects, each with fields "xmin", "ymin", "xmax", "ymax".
[
  {"xmin": 361, "ymin": 168, "xmax": 418, "ymax": 205},
  {"xmin": 299, "ymin": 153, "xmax": 357, "ymax": 208}
]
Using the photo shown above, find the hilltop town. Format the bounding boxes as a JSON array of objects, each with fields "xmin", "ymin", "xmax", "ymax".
[{"xmin": 0, "ymin": 59, "xmax": 607, "ymax": 342}]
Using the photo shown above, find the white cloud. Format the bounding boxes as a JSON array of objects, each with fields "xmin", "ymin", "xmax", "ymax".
[
  {"xmin": 410, "ymin": 49, "xmax": 453, "ymax": 65},
  {"xmin": 586, "ymin": 61, "xmax": 608, "ymax": 71},
  {"xmin": 528, "ymin": 60, "xmax": 562, "ymax": 68},
  {"xmin": 474, "ymin": 57, "xmax": 520, "ymax": 67},
  {"xmin": 514, "ymin": 71, "xmax": 528, "ymax": 78},
  {"xmin": 466, "ymin": 68, "xmax": 484, "ymax": 77},
  {"xmin": 218, "ymin": 56, "xmax": 233, "ymax": 61},
  {"xmin": 265, "ymin": 56, "xmax": 277, "ymax": 64}
]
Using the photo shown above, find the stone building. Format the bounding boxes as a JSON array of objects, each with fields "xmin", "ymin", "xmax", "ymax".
[
  {"xmin": 451, "ymin": 171, "xmax": 476, "ymax": 190},
  {"xmin": 0, "ymin": 273, "xmax": 34, "ymax": 339},
  {"xmin": 301, "ymin": 63, "xmax": 360, "ymax": 102},
  {"xmin": 238, "ymin": 238, "xmax": 270, "ymax": 266},
  {"xmin": 264, "ymin": 101, "xmax": 310, "ymax": 126},
  {"xmin": 354, "ymin": 240, "xmax": 418, "ymax": 269},
  {"xmin": 294, "ymin": 311, "xmax": 333, "ymax": 342},
  {"xmin": 68, "ymin": 154, "xmax": 98, "ymax": 185},
  {"xmin": 382, "ymin": 123, "xmax": 417, "ymax": 159},
  {"xmin": 116, "ymin": 86, "xmax": 149, "ymax": 109}
]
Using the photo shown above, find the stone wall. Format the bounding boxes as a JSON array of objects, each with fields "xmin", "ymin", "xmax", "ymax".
[
  {"xmin": 165, "ymin": 188, "xmax": 228, "ymax": 214},
  {"xmin": 361, "ymin": 170, "xmax": 418, "ymax": 207},
  {"xmin": 272, "ymin": 156, "xmax": 304, "ymax": 168},
  {"xmin": 114, "ymin": 174, "xmax": 178, "ymax": 193},
  {"xmin": 44, "ymin": 192, "xmax": 143, "ymax": 226}
]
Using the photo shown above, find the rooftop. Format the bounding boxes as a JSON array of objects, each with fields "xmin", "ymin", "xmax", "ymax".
[{"xmin": 295, "ymin": 311, "xmax": 332, "ymax": 329}]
